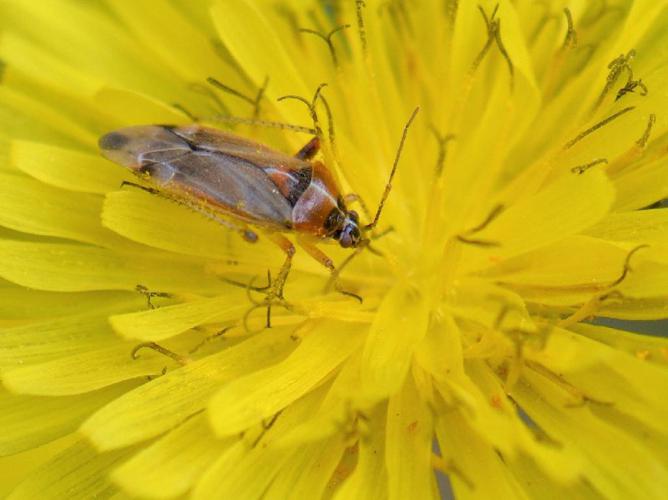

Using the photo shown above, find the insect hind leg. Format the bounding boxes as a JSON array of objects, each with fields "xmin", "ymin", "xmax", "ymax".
[
  {"xmin": 266, "ymin": 233, "xmax": 295, "ymax": 300},
  {"xmin": 231, "ymin": 233, "xmax": 295, "ymax": 331}
]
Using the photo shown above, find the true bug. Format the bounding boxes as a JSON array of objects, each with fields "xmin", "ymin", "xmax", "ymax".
[{"xmin": 99, "ymin": 109, "xmax": 418, "ymax": 308}]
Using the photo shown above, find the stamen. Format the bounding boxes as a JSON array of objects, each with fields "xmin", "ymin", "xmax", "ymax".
[
  {"xmin": 356, "ymin": 0, "xmax": 368, "ymax": 53},
  {"xmin": 602, "ymin": 114, "xmax": 655, "ymax": 176},
  {"xmin": 299, "ymin": 24, "xmax": 351, "ymax": 66},
  {"xmin": 207, "ymin": 77, "xmax": 256, "ymax": 106},
  {"xmin": 563, "ymin": 106, "xmax": 635, "ymax": 149},
  {"xmin": 429, "ymin": 126, "xmax": 455, "ymax": 175},
  {"xmin": 456, "ymin": 204, "xmax": 504, "ymax": 247},
  {"xmin": 557, "ymin": 245, "xmax": 648, "ymax": 327},
  {"xmin": 469, "ymin": 5, "xmax": 497, "ymax": 74},
  {"xmin": 189, "ymin": 326, "xmax": 233, "ymax": 354},
  {"xmin": 562, "ymin": 8, "xmax": 577, "ymax": 49},
  {"xmin": 526, "ymin": 361, "xmax": 614, "ymax": 407},
  {"xmin": 494, "ymin": 20, "xmax": 515, "ymax": 89},
  {"xmin": 570, "ymin": 158, "xmax": 608, "ymax": 175},
  {"xmin": 189, "ymin": 82, "xmax": 227, "ymax": 114},
  {"xmin": 444, "ymin": 0, "xmax": 458, "ymax": 25},
  {"xmin": 207, "ymin": 76, "xmax": 268, "ymax": 118},
  {"xmin": 469, "ymin": 4, "xmax": 514, "ymax": 89},
  {"xmin": 251, "ymin": 410, "xmax": 283, "ymax": 448},
  {"xmin": 171, "ymin": 103, "xmax": 199, "ymax": 122},
  {"xmin": 636, "ymin": 113, "xmax": 656, "ymax": 148},
  {"xmin": 131, "ymin": 342, "xmax": 190, "ymax": 365},
  {"xmin": 616, "ymin": 78, "xmax": 647, "ymax": 101},
  {"xmin": 135, "ymin": 284, "xmax": 171, "ymax": 309},
  {"xmin": 592, "ymin": 50, "xmax": 638, "ymax": 112},
  {"xmin": 609, "ymin": 244, "xmax": 649, "ymax": 287},
  {"xmin": 252, "ymin": 76, "xmax": 270, "ymax": 119}
]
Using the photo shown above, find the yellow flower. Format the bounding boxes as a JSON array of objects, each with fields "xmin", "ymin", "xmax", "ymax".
[{"xmin": 1, "ymin": 0, "xmax": 668, "ymax": 498}]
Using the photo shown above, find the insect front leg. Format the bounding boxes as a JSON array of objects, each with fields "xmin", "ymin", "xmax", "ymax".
[
  {"xmin": 343, "ymin": 193, "xmax": 372, "ymax": 223},
  {"xmin": 297, "ymin": 236, "xmax": 362, "ymax": 303}
]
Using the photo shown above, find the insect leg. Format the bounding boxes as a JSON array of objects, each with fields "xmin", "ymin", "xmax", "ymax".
[
  {"xmin": 343, "ymin": 193, "xmax": 372, "ymax": 223},
  {"xmin": 120, "ymin": 180, "xmax": 161, "ymax": 195},
  {"xmin": 295, "ymin": 137, "xmax": 320, "ymax": 160},
  {"xmin": 297, "ymin": 236, "xmax": 363, "ymax": 303},
  {"xmin": 265, "ymin": 233, "xmax": 296, "ymax": 299}
]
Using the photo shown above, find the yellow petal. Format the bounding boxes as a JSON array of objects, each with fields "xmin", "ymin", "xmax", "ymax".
[
  {"xmin": 192, "ymin": 441, "xmax": 288, "ymax": 500},
  {"xmin": 101, "ymin": 190, "xmax": 276, "ymax": 264},
  {"xmin": 0, "ymin": 241, "xmax": 223, "ymax": 293},
  {"xmin": 460, "ymin": 170, "xmax": 615, "ymax": 273},
  {"xmin": 526, "ymin": 326, "xmax": 668, "ymax": 436},
  {"xmin": 11, "ymin": 140, "xmax": 129, "ymax": 195},
  {"xmin": 0, "ymin": 172, "xmax": 128, "ymax": 248},
  {"xmin": 586, "ymin": 208, "xmax": 668, "ymax": 244},
  {"xmin": 571, "ymin": 323, "xmax": 668, "ymax": 366},
  {"xmin": 435, "ymin": 412, "xmax": 526, "ymax": 499},
  {"xmin": 7, "ymin": 439, "xmax": 132, "ymax": 500},
  {"xmin": 109, "ymin": 293, "xmax": 248, "ymax": 342},
  {"xmin": 1, "ymin": 0, "xmax": 175, "ymax": 98},
  {"xmin": 385, "ymin": 373, "xmax": 435, "ymax": 500},
  {"xmin": 82, "ymin": 327, "xmax": 297, "ymax": 450},
  {"xmin": 0, "ymin": 285, "xmax": 140, "ymax": 320},
  {"xmin": 0, "ymin": 312, "xmax": 122, "ymax": 368},
  {"xmin": 0, "ymin": 85, "xmax": 96, "ymax": 147},
  {"xmin": 513, "ymin": 368, "xmax": 668, "ymax": 499},
  {"xmin": 613, "ymin": 159, "xmax": 668, "ymax": 211},
  {"xmin": 111, "ymin": 413, "xmax": 234, "ymax": 499},
  {"xmin": 480, "ymin": 236, "xmax": 627, "ymax": 287},
  {"xmin": 211, "ymin": 0, "xmax": 309, "ymax": 108},
  {"xmin": 264, "ymin": 436, "xmax": 345, "ymax": 500},
  {"xmin": 193, "ymin": 383, "xmax": 329, "ymax": 499},
  {"xmin": 208, "ymin": 321, "xmax": 360, "ymax": 436},
  {"xmin": 1, "ymin": 336, "xmax": 192, "ymax": 396},
  {"xmin": 0, "ymin": 434, "xmax": 79, "ymax": 498},
  {"xmin": 0, "ymin": 382, "xmax": 136, "ymax": 456},
  {"xmin": 107, "ymin": 0, "xmax": 229, "ymax": 82},
  {"xmin": 333, "ymin": 405, "xmax": 388, "ymax": 500},
  {"xmin": 95, "ymin": 87, "xmax": 188, "ymax": 126},
  {"xmin": 0, "ymin": 31, "xmax": 101, "ymax": 98},
  {"xmin": 361, "ymin": 283, "xmax": 429, "ymax": 399}
]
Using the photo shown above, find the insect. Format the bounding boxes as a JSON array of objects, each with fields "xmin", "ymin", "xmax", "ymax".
[{"xmin": 99, "ymin": 110, "xmax": 418, "ymax": 313}]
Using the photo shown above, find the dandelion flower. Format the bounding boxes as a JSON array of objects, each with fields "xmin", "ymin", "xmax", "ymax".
[{"xmin": 1, "ymin": 0, "xmax": 668, "ymax": 498}]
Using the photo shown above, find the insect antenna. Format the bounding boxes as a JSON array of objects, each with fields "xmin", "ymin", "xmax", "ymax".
[
  {"xmin": 210, "ymin": 115, "xmax": 316, "ymax": 135},
  {"xmin": 365, "ymin": 106, "xmax": 420, "ymax": 230},
  {"xmin": 278, "ymin": 83, "xmax": 340, "ymax": 161},
  {"xmin": 278, "ymin": 83, "xmax": 329, "ymax": 140}
]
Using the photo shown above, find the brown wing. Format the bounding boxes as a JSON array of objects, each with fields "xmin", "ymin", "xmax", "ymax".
[
  {"xmin": 169, "ymin": 125, "xmax": 309, "ymax": 171},
  {"xmin": 98, "ymin": 125, "xmax": 296, "ymax": 229}
]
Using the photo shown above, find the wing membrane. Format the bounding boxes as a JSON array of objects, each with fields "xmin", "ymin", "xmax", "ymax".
[{"xmin": 100, "ymin": 125, "xmax": 294, "ymax": 228}]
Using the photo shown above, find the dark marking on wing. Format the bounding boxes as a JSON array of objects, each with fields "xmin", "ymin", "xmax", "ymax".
[
  {"xmin": 99, "ymin": 132, "xmax": 130, "ymax": 150},
  {"xmin": 286, "ymin": 167, "xmax": 312, "ymax": 206}
]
